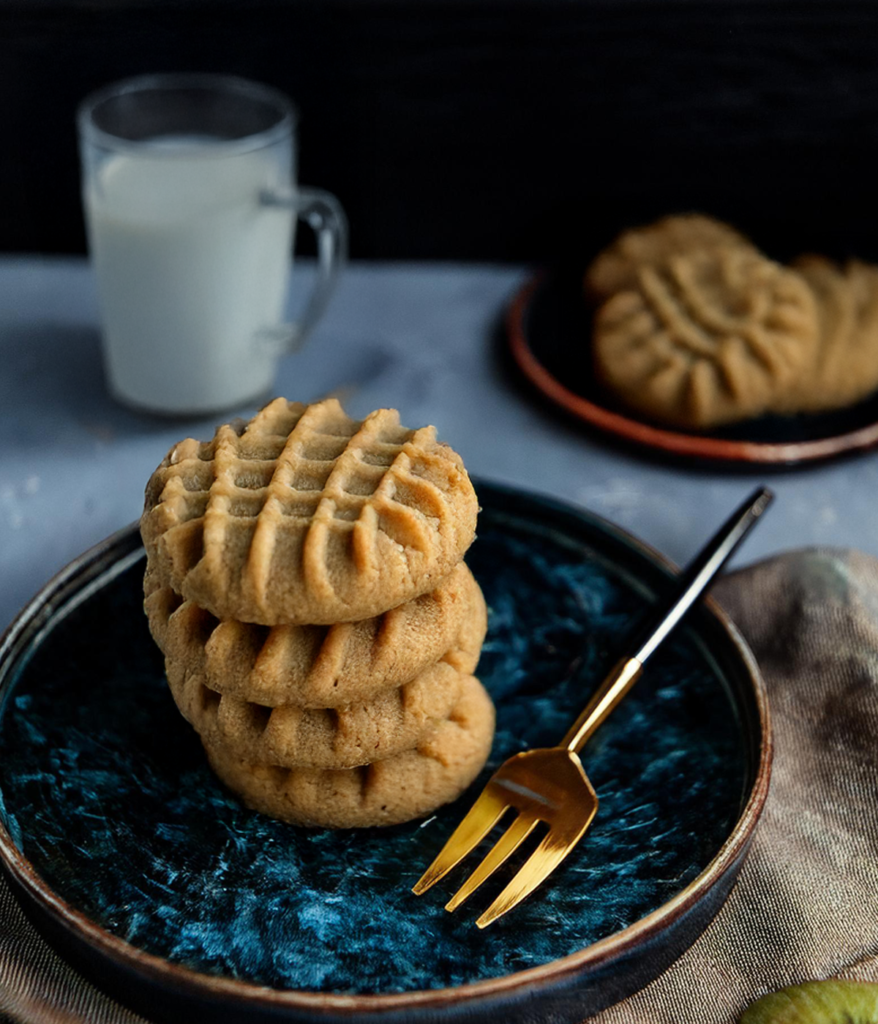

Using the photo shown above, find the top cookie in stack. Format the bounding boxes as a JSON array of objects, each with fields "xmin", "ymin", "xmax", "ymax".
[
  {"xmin": 142, "ymin": 397, "xmax": 478, "ymax": 624},
  {"xmin": 141, "ymin": 398, "xmax": 494, "ymax": 829}
]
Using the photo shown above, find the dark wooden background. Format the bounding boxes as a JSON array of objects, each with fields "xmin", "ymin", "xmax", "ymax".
[{"xmin": 4, "ymin": 0, "xmax": 878, "ymax": 262}]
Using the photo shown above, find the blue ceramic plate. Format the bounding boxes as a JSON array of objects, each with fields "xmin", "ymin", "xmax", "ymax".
[
  {"xmin": 508, "ymin": 267, "xmax": 878, "ymax": 466},
  {"xmin": 0, "ymin": 481, "xmax": 770, "ymax": 1024}
]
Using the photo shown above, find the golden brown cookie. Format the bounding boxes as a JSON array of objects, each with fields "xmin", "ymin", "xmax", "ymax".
[
  {"xmin": 584, "ymin": 213, "xmax": 754, "ymax": 304},
  {"xmin": 593, "ymin": 246, "xmax": 820, "ymax": 429},
  {"xmin": 782, "ymin": 254, "xmax": 878, "ymax": 412},
  {"xmin": 168, "ymin": 653, "xmax": 476, "ymax": 770},
  {"xmin": 145, "ymin": 561, "xmax": 485, "ymax": 708},
  {"xmin": 141, "ymin": 398, "xmax": 479, "ymax": 625},
  {"xmin": 203, "ymin": 675, "xmax": 496, "ymax": 828}
]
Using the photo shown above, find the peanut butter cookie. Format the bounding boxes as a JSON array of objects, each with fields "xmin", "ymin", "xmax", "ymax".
[
  {"xmin": 169, "ymin": 654, "xmax": 477, "ymax": 771},
  {"xmin": 145, "ymin": 561, "xmax": 484, "ymax": 707},
  {"xmin": 782, "ymin": 254, "xmax": 878, "ymax": 412},
  {"xmin": 593, "ymin": 247, "xmax": 819, "ymax": 429},
  {"xmin": 585, "ymin": 213, "xmax": 754, "ymax": 304},
  {"xmin": 141, "ymin": 398, "xmax": 479, "ymax": 625},
  {"xmin": 204, "ymin": 675, "xmax": 496, "ymax": 828}
]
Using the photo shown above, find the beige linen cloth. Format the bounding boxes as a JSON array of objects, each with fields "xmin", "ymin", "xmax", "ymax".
[{"xmin": 2, "ymin": 548, "xmax": 878, "ymax": 1024}]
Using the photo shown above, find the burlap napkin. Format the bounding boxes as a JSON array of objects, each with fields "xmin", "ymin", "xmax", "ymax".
[
  {"xmin": 591, "ymin": 547, "xmax": 878, "ymax": 1023},
  {"xmin": 2, "ymin": 548, "xmax": 877, "ymax": 1024}
]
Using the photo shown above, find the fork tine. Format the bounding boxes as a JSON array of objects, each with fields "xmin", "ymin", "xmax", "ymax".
[
  {"xmin": 445, "ymin": 812, "xmax": 539, "ymax": 912},
  {"xmin": 412, "ymin": 785, "xmax": 508, "ymax": 896},
  {"xmin": 475, "ymin": 829, "xmax": 582, "ymax": 929}
]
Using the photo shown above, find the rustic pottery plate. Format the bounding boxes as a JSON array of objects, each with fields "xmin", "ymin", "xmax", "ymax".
[
  {"xmin": 0, "ymin": 481, "xmax": 770, "ymax": 1024},
  {"xmin": 507, "ymin": 267, "xmax": 878, "ymax": 466}
]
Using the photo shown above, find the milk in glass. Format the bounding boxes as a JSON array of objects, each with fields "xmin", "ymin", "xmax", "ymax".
[{"xmin": 84, "ymin": 140, "xmax": 295, "ymax": 414}]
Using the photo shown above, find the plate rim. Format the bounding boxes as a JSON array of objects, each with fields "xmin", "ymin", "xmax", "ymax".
[
  {"xmin": 0, "ymin": 481, "xmax": 772, "ymax": 1016},
  {"xmin": 507, "ymin": 270, "xmax": 878, "ymax": 467}
]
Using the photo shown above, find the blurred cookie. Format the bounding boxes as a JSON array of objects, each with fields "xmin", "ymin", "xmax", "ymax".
[
  {"xmin": 585, "ymin": 213, "xmax": 754, "ymax": 304},
  {"xmin": 141, "ymin": 398, "xmax": 479, "ymax": 625},
  {"xmin": 782, "ymin": 254, "xmax": 878, "ymax": 412},
  {"xmin": 593, "ymin": 246, "xmax": 820, "ymax": 429},
  {"xmin": 204, "ymin": 675, "xmax": 496, "ymax": 828},
  {"xmin": 145, "ymin": 561, "xmax": 485, "ymax": 708}
]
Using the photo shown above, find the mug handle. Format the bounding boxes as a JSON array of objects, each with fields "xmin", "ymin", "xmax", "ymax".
[{"xmin": 258, "ymin": 185, "xmax": 348, "ymax": 353}]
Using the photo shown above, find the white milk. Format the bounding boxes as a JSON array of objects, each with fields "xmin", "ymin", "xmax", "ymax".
[{"xmin": 84, "ymin": 141, "xmax": 296, "ymax": 414}]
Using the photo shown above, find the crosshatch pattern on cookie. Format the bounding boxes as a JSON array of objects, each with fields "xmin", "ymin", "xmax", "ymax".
[
  {"xmin": 141, "ymin": 399, "xmax": 479, "ymax": 625},
  {"xmin": 593, "ymin": 247, "xmax": 820, "ymax": 430},
  {"xmin": 203, "ymin": 675, "xmax": 496, "ymax": 828},
  {"xmin": 144, "ymin": 562, "xmax": 486, "ymax": 708},
  {"xmin": 584, "ymin": 212, "xmax": 755, "ymax": 304}
]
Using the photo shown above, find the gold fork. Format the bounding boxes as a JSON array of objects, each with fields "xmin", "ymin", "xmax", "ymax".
[{"xmin": 413, "ymin": 486, "xmax": 773, "ymax": 928}]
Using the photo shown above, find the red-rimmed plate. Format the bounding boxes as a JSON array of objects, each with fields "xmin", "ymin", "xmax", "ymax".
[{"xmin": 507, "ymin": 267, "xmax": 878, "ymax": 466}]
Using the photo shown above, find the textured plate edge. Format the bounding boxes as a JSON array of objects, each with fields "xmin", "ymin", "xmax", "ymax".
[{"xmin": 0, "ymin": 483, "xmax": 772, "ymax": 1018}]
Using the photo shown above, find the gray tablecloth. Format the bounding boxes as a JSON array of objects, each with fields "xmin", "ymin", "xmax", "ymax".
[{"xmin": 2, "ymin": 548, "xmax": 878, "ymax": 1023}]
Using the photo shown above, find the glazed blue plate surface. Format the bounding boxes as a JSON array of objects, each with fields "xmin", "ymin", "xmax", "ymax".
[{"xmin": 0, "ymin": 482, "xmax": 767, "ymax": 1021}]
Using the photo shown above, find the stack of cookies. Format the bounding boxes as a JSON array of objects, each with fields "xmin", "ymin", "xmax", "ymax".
[
  {"xmin": 585, "ymin": 213, "xmax": 878, "ymax": 430},
  {"xmin": 141, "ymin": 398, "xmax": 494, "ymax": 828}
]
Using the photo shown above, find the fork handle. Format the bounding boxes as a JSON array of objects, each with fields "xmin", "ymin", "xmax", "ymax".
[{"xmin": 562, "ymin": 486, "xmax": 773, "ymax": 755}]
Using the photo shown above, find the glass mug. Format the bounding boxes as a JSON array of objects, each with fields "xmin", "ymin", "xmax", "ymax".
[{"xmin": 77, "ymin": 73, "xmax": 347, "ymax": 415}]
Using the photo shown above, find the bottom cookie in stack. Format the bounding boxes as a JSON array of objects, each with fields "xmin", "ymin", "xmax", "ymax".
[{"xmin": 204, "ymin": 676, "xmax": 496, "ymax": 829}]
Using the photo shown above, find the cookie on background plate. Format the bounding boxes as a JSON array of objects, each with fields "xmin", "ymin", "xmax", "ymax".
[
  {"xmin": 592, "ymin": 246, "xmax": 820, "ymax": 430},
  {"xmin": 783, "ymin": 254, "xmax": 878, "ymax": 413},
  {"xmin": 584, "ymin": 212, "xmax": 755, "ymax": 305}
]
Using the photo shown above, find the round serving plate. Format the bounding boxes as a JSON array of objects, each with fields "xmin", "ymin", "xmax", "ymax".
[
  {"xmin": 507, "ymin": 267, "xmax": 878, "ymax": 467},
  {"xmin": 0, "ymin": 480, "xmax": 771, "ymax": 1023}
]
